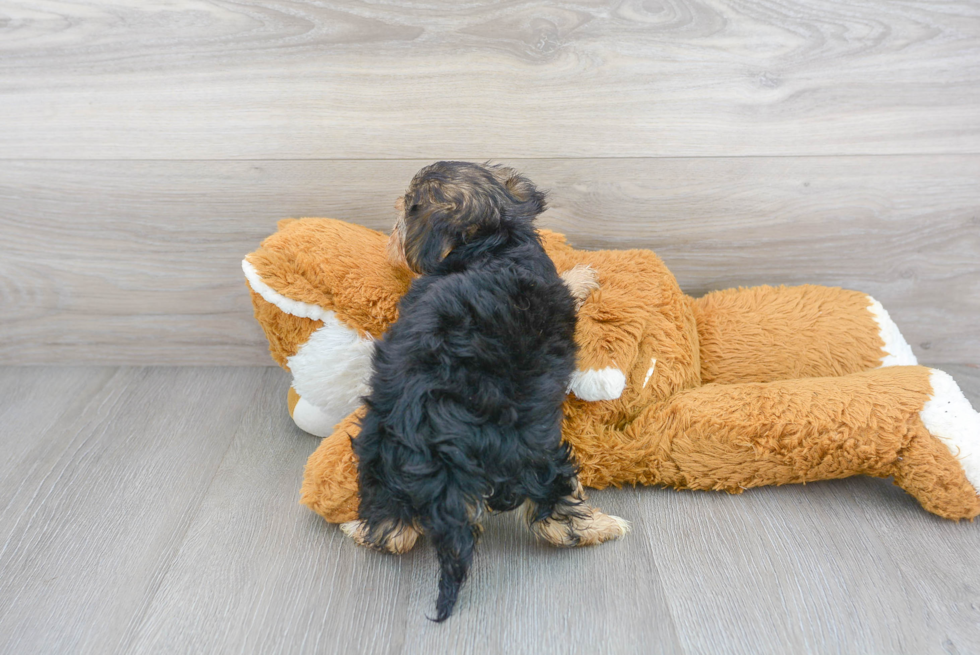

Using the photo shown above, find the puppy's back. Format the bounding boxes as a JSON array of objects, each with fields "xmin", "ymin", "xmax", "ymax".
[
  {"xmin": 355, "ymin": 239, "xmax": 579, "ymax": 620},
  {"xmin": 396, "ymin": 243, "xmax": 576, "ymax": 416}
]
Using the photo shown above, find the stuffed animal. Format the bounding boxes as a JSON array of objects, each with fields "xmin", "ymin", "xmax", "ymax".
[{"xmin": 243, "ymin": 218, "xmax": 980, "ymax": 524}]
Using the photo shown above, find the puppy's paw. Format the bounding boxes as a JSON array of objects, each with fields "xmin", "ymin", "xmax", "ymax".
[
  {"xmin": 560, "ymin": 264, "xmax": 600, "ymax": 310},
  {"xmin": 530, "ymin": 506, "xmax": 630, "ymax": 548},
  {"xmin": 339, "ymin": 520, "xmax": 370, "ymax": 546},
  {"xmin": 576, "ymin": 509, "xmax": 630, "ymax": 546},
  {"xmin": 340, "ymin": 519, "xmax": 420, "ymax": 554}
]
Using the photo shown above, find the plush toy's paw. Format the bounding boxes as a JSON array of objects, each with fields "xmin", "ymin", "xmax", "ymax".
[
  {"xmin": 288, "ymin": 388, "xmax": 337, "ymax": 438},
  {"xmin": 560, "ymin": 264, "xmax": 600, "ymax": 310},
  {"xmin": 920, "ymin": 369, "xmax": 980, "ymax": 494},
  {"xmin": 891, "ymin": 369, "xmax": 980, "ymax": 521},
  {"xmin": 567, "ymin": 367, "xmax": 627, "ymax": 402},
  {"xmin": 560, "ymin": 263, "xmax": 628, "ymax": 403},
  {"xmin": 340, "ymin": 519, "xmax": 421, "ymax": 554}
]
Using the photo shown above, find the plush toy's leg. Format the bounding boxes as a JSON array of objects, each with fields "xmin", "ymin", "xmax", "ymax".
[
  {"xmin": 560, "ymin": 264, "xmax": 600, "ymax": 310},
  {"xmin": 300, "ymin": 369, "xmax": 980, "ymax": 523},
  {"xmin": 691, "ymin": 285, "xmax": 917, "ymax": 384},
  {"xmin": 299, "ymin": 408, "xmax": 364, "ymax": 524},
  {"xmin": 570, "ymin": 366, "xmax": 980, "ymax": 520}
]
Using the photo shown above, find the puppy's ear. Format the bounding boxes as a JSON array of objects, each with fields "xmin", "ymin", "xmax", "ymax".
[
  {"xmin": 489, "ymin": 165, "xmax": 547, "ymax": 217},
  {"xmin": 403, "ymin": 205, "xmax": 456, "ymax": 274},
  {"xmin": 404, "ymin": 187, "xmax": 503, "ymax": 273}
]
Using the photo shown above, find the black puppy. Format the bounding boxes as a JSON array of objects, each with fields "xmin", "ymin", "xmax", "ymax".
[{"xmin": 344, "ymin": 162, "xmax": 628, "ymax": 621}]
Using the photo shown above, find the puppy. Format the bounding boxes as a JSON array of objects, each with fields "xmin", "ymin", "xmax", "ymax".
[{"xmin": 345, "ymin": 162, "xmax": 629, "ymax": 622}]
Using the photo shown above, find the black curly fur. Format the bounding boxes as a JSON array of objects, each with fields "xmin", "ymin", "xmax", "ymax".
[{"xmin": 352, "ymin": 162, "xmax": 583, "ymax": 622}]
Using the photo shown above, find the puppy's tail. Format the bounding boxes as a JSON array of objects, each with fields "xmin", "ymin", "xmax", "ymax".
[{"xmin": 428, "ymin": 493, "xmax": 480, "ymax": 622}]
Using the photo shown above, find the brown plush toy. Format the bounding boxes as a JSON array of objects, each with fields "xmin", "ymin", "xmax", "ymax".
[{"xmin": 243, "ymin": 218, "xmax": 980, "ymax": 527}]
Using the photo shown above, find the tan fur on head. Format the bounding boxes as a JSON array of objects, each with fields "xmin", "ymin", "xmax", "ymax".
[
  {"xmin": 390, "ymin": 161, "xmax": 548, "ymax": 275},
  {"xmin": 485, "ymin": 163, "xmax": 541, "ymax": 203},
  {"xmin": 386, "ymin": 215, "xmax": 411, "ymax": 273}
]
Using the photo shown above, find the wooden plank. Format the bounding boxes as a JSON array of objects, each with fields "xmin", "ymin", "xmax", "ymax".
[
  {"xmin": 1, "ymin": 365, "xmax": 978, "ymax": 653},
  {"xmin": 0, "ymin": 366, "xmax": 118, "ymax": 522},
  {"xmin": 637, "ymin": 481, "xmax": 933, "ymax": 654},
  {"xmin": 0, "ymin": 366, "xmax": 269, "ymax": 655},
  {"xmin": 399, "ymin": 490, "xmax": 682, "ymax": 655},
  {"xmin": 626, "ymin": 363, "xmax": 980, "ymax": 654},
  {"xmin": 121, "ymin": 363, "xmax": 418, "ymax": 655},
  {"xmin": 124, "ymin": 374, "xmax": 683, "ymax": 654},
  {"xmin": 1, "ymin": 157, "xmax": 978, "ymax": 365},
  {"xmin": 853, "ymin": 363, "xmax": 980, "ymax": 655},
  {"xmin": 1, "ymin": 1, "xmax": 979, "ymax": 159}
]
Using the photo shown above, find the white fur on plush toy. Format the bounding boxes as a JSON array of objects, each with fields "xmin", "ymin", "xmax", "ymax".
[
  {"xmin": 568, "ymin": 367, "xmax": 627, "ymax": 401},
  {"xmin": 244, "ymin": 257, "xmax": 374, "ymax": 435},
  {"xmin": 243, "ymin": 260, "xmax": 329, "ymax": 321},
  {"xmin": 287, "ymin": 316, "xmax": 375, "ymax": 435},
  {"xmin": 921, "ymin": 369, "xmax": 980, "ymax": 495},
  {"xmin": 866, "ymin": 296, "xmax": 917, "ymax": 367}
]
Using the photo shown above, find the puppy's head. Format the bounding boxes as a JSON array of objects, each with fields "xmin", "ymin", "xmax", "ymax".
[{"xmin": 387, "ymin": 161, "xmax": 547, "ymax": 275}]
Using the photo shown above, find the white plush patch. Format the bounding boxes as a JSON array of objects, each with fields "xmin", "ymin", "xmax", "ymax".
[
  {"xmin": 287, "ymin": 316, "xmax": 376, "ymax": 434},
  {"xmin": 242, "ymin": 259, "xmax": 329, "ymax": 321},
  {"xmin": 920, "ymin": 369, "xmax": 980, "ymax": 495},
  {"xmin": 568, "ymin": 367, "xmax": 626, "ymax": 402},
  {"xmin": 291, "ymin": 396, "xmax": 336, "ymax": 438},
  {"xmin": 866, "ymin": 296, "xmax": 917, "ymax": 367},
  {"xmin": 243, "ymin": 258, "xmax": 372, "ymax": 431},
  {"xmin": 642, "ymin": 358, "xmax": 657, "ymax": 389}
]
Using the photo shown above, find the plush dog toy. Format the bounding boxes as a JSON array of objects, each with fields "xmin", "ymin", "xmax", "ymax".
[{"xmin": 243, "ymin": 218, "xmax": 980, "ymax": 523}]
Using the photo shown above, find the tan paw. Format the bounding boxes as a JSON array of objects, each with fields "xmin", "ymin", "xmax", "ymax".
[
  {"xmin": 576, "ymin": 509, "xmax": 631, "ymax": 546},
  {"xmin": 529, "ymin": 506, "xmax": 630, "ymax": 548},
  {"xmin": 340, "ymin": 519, "xmax": 420, "ymax": 554}
]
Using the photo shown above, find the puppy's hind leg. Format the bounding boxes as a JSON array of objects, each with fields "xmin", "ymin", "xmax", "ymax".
[{"xmin": 524, "ymin": 478, "xmax": 630, "ymax": 547}]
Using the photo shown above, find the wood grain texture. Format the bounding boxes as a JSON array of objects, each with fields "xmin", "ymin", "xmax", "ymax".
[
  {"xmin": 1, "ymin": 157, "xmax": 977, "ymax": 365},
  {"xmin": 0, "ymin": 364, "xmax": 978, "ymax": 654},
  {"xmin": 0, "ymin": 367, "xmax": 269, "ymax": 655},
  {"xmin": 124, "ymin": 368, "xmax": 683, "ymax": 655},
  {"xmin": 1, "ymin": 0, "xmax": 979, "ymax": 159}
]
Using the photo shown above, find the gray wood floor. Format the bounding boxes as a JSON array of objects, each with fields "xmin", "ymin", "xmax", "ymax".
[{"xmin": 2, "ymin": 364, "xmax": 979, "ymax": 655}]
